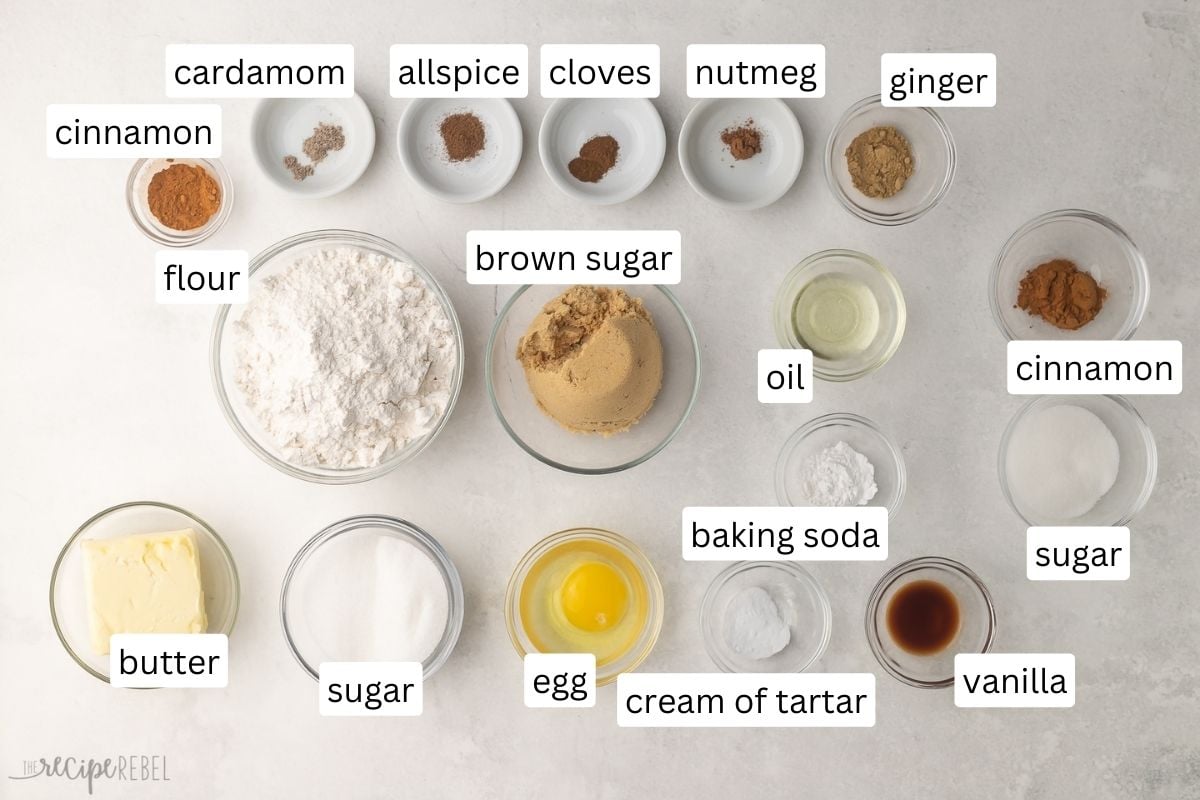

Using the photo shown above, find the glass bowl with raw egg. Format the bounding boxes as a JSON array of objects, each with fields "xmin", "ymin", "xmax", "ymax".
[{"xmin": 505, "ymin": 528, "xmax": 664, "ymax": 685}]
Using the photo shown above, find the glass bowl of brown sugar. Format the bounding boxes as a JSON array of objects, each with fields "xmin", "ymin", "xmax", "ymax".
[
  {"xmin": 126, "ymin": 158, "xmax": 233, "ymax": 247},
  {"xmin": 989, "ymin": 209, "xmax": 1149, "ymax": 341}
]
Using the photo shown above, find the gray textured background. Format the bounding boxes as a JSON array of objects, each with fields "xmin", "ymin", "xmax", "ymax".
[{"xmin": 3, "ymin": 0, "xmax": 1198, "ymax": 797}]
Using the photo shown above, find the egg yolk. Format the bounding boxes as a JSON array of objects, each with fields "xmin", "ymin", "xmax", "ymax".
[{"xmin": 559, "ymin": 561, "xmax": 628, "ymax": 632}]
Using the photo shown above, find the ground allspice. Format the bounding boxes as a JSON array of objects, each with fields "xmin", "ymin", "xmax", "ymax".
[
  {"xmin": 844, "ymin": 125, "xmax": 914, "ymax": 199},
  {"xmin": 146, "ymin": 162, "xmax": 221, "ymax": 231},
  {"xmin": 721, "ymin": 121, "xmax": 763, "ymax": 161},
  {"xmin": 439, "ymin": 112, "xmax": 486, "ymax": 162},
  {"xmin": 1016, "ymin": 258, "xmax": 1107, "ymax": 330},
  {"xmin": 568, "ymin": 135, "xmax": 620, "ymax": 183}
]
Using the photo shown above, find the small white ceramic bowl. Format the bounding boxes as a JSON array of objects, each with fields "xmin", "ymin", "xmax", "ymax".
[
  {"xmin": 251, "ymin": 94, "xmax": 375, "ymax": 198},
  {"xmin": 538, "ymin": 98, "xmax": 665, "ymax": 205},
  {"xmin": 397, "ymin": 98, "xmax": 522, "ymax": 203},
  {"xmin": 678, "ymin": 98, "xmax": 803, "ymax": 209}
]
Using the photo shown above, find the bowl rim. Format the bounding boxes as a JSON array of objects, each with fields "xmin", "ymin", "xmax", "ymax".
[
  {"xmin": 210, "ymin": 229, "xmax": 465, "ymax": 484},
  {"xmin": 278, "ymin": 514, "xmax": 465, "ymax": 681},
  {"xmin": 485, "ymin": 284, "xmax": 701, "ymax": 475},
  {"xmin": 774, "ymin": 411, "xmax": 907, "ymax": 515},
  {"xmin": 997, "ymin": 394, "xmax": 1158, "ymax": 526},
  {"xmin": 987, "ymin": 208, "xmax": 1149, "ymax": 341},
  {"xmin": 677, "ymin": 97, "xmax": 804, "ymax": 210},
  {"xmin": 699, "ymin": 560, "xmax": 832, "ymax": 673},
  {"xmin": 865, "ymin": 556, "xmax": 996, "ymax": 689},
  {"xmin": 823, "ymin": 94, "xmax": 956, "ymax": 226},
  {"xmin": 49, "ymin": 500, "xmax": 241, "ymax": 685},
  {"xmin": 503, "ymin": 527, "xmax": 664, "ymax": 686},
  {"xmin": 396, "ymin": 97, "xmax": 523, "ymax": 204},
  {"xmin": 126, "ymin": 157, "xmax": 233, "ymax": 247},
  {"xmin": 537, "ymin": 97, "xmax": 667, "ymax": 205},
  {"xmin": 773, "ymin": 248, "xmax": 907, "ymax": 381},
  {"xmin": 249, "ymin": 94, "xmax": 376, "ymax": 199}
]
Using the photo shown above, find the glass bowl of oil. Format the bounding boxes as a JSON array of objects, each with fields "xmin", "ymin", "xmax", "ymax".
[
  {"xmin": 774, "ymin": 249, "xmax": 906, "ymax": 382},
  {"xmin": 505, "ymin": 528, "xmax": 664, "ymax": 686}
]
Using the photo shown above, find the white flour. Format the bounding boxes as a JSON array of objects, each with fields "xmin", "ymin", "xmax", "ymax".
[
  {"xmin": 233, "ymin": 246, "xmax": 457, "ymax": 469},
  {"xmin": 798, "ymin": 440, "xmax": 878, "ymax": 506}
]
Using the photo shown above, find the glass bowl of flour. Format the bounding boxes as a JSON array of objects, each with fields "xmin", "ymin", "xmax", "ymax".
[{"xmin": 211, "ymin": 230, "xmax": 464, "ymax": 484}]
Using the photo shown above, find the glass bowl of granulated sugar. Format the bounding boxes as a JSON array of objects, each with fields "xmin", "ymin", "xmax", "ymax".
[{"xmin": 211, "ymin": 230, "xmax": 464, "ymax": 484}]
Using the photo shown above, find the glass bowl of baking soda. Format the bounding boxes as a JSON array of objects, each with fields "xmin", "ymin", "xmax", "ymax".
[
  {"xmin": 211, "ymin": 230, "xmax": 465, "ymax": 484},
  {"xmin": 775, "ymin": 413, "xmax": 907, "ymax": 516}
]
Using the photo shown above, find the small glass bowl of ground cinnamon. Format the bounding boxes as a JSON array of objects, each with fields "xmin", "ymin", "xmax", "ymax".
[
  {"xmin": 126, "ymin": 158, "xmax": 233, "ymax": 246},
  {"xmin": 989, "ymin": 209, "xmax": 1148, "ymax": 341}
]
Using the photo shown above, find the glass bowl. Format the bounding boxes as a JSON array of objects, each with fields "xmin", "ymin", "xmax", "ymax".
[
  {"xmin": 280, "ymin": 515, "xmax": 464, "ymax": 680},
  {"xmin": 126, "ymin": 158, "xmax": 233, "ymax": 246},
  {"xmin": 866, "ymin": 556, "xmax": 995, "ymax": 689},
  {"xmin": 773, "ymin": 249, "xmax": 906, "ymax": 381},
  {"xmin": 50, "ymin": 501, "xmax": 240, "ymax": 684},
  {"xmin": 486, "ymin": 285, "xmax": 701, "ymax": 474},
  {"xmin": 701, "ymin": 561, "xmax": 831, "ymax": 673},
  {"xmin": 775, "ymin": 413, "xmax": 906, "ymax": 514},
  {"xmin": 824, "ymin": 95, "xmax": 955, "ymax": 226},
  {"xmin": 505, "ymin": 528, "xmax": 664, "ymax": 686},
  {"xmin": 211, "ymin": 230, "xmax": 464, "ymax": 484},
  {"xmin": 989, "ymin": 209, "xmax": 1149, "ymax": 341},
  {"xmin": 999, "ymin": 394, "xmax": 1156, "ymax": 526}
]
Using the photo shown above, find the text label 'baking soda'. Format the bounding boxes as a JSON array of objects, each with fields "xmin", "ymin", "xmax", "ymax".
[
  {"xmin": 466, "ymin": 231, "xmax": 681, "ymax": 285},
  {"xmin": 524, "ymin": 653, "xmax": 596, "ymax": 708},
  {"xmin": 165, "ymin": 44, "xmax": 354, "ymax": 98},
  {"xmin": 758, "ymin": 349, "xmax": 813, "ymax": 403},
  {"xmin": 541, "ymin": 44, "xmax": 659, "ymax": 98},
  {"xmin": 109, "ymin": 634, "xmax": 228, "ymax": 689},
  {"xmin": 390, "ymin": 44, "xmax": 529, "ymax": 98},
  {"xmin": 46, "ymin": 104, "xmax": 222, "ymax": 158},
  {"xmin": 617, "ymin": 673, "xmax": 875, "ymax": 727},
  {"xmin": 319, "ymin": 662, "xmax": 422, "ymax": 717},
  {"xmin": 881, "ymin": 53, "xmax": 996, "ymax": 107},
  {"xmin": 954, "ymin": 654, "xmax": 1075, "ymax": 708},
  {"xmin": 682, "ymin": 507, "xmax": 888, "ymax": 561},
  {"xmin": 155, "ymin": 251, "xmax": 248, "ymax": 305},
  {"xmin": 1027, "ymin": 527, "xmax": 1130, "ymax": 581},
  {"xmin": 687, "ymin": 44, "xmax": 825, "ymax": 98},
  {"xmin": 1007, "ymin": 340, "xmax": 1182, "ymax": 395}
]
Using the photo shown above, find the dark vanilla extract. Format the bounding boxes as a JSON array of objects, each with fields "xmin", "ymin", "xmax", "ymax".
[{"xmin": 886, "ymin": 580, "xmax": 960, "ymax": 655}]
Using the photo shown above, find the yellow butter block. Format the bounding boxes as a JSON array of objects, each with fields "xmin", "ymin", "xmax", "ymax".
[{"xmin": 81, "ymin": 529, "xmax": 208, "ymax": 656}]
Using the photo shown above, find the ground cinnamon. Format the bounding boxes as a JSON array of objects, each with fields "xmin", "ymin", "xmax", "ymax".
[
  {"xmin": 721, "ymin": 121, "xmax": 762, "ymax": 161},
  {"xmin": 1016, "ymin": 258, "xmax": 1107, "ymax": 330},
  {"xmin": 568, "ymin": 135, "xmax": 619, "ymax": 183},
  {"xmin": 439, "ymin": 112, "xmax": 485, "ymax": 162},
  {"xmin": 146, "ymin": 163, "xmax": 221, "ymax": 231}
]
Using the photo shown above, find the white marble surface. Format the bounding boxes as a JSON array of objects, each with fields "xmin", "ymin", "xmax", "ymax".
[{"xmin": 3, "ymin": 1, "xmax": 1199, "ymax": 797}]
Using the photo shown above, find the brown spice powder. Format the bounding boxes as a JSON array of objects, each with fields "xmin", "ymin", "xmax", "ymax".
[
  {"xmin": 283, "ymin": 122, "xmax": 346, "ymax": 181},
  {"xmin": 146, "ymin": 163, "xmax": 221, "ymax": 231},
  {"xmin": 568, "ymin": 135, "xmax": 619, "ymax": 183},
  {"xmin": 845, "ymin": 125, "xmax": 915, "ymax": 198},
  {"xmin": 721, "ymin": 121, "xmax": 762, "ymax": 161},
  {"xmin": 439, "ymin": 112, "xmax": 486, "ymax": 162},
  {"xmin": 1016, "ymin": 258, "xmax": 1107, "ymax": 330}
]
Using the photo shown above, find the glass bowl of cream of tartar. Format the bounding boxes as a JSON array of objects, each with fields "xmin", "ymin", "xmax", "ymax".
[
  {"xmin": 280, "ymin": 515, "xmax": 465, "ymax": 680},
  {"xmin": 210, "ymin": 229, "xmax": 465, "ymax": 485},
  {"xmin": 773, "ymin": 249, "xmax": 906, "ymax": 381}
]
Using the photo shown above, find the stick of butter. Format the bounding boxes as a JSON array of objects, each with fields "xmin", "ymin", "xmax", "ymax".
[{"xmin": 82, "ymin": 529, "xmax": 208, "ymax": 656}]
